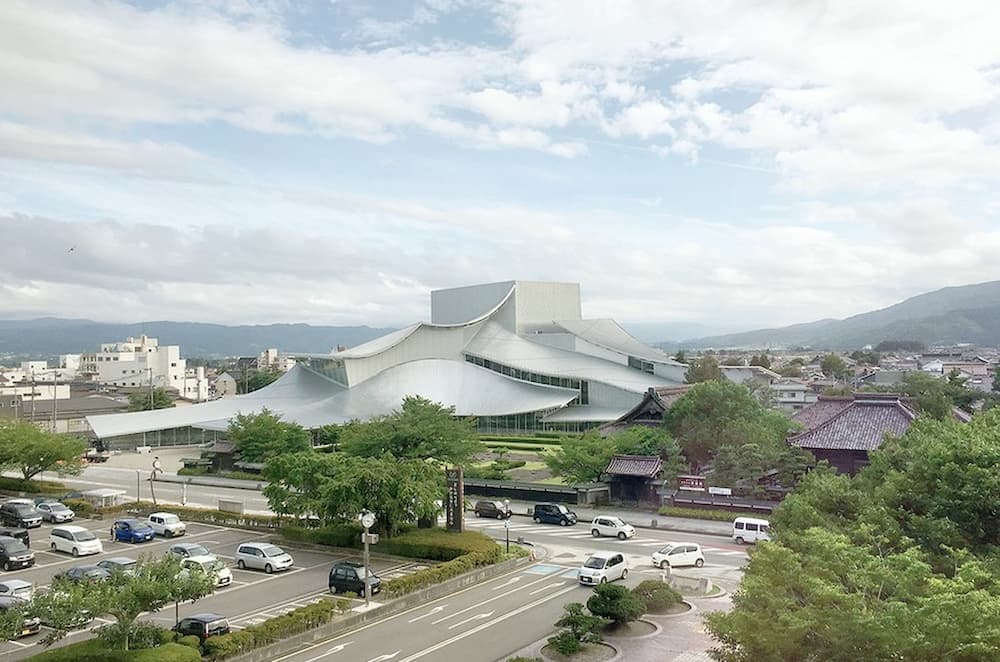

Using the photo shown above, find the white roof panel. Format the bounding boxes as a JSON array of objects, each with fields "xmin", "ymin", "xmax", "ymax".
[{"xmin": 554, "ymin": 319, "xmax": 681, "ymax": 365}]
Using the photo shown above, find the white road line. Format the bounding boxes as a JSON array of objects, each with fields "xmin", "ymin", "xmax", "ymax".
[
  {"xmin": 446, "ymin": 611, "xmax": 493, "ymax": 630},
  {"xmin": 430, "ymin": 571, "xmax": 555, "ymax": 625},
  {"xmin": 528, "ymin": 582, "xmax": 565, "ymax": 596}
]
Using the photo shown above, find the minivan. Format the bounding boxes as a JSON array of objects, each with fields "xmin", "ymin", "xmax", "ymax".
[
  {"xmin": 533, "ymin": 503, "xmax": 577, "ymax": 526},
  {"xmin": 173, "ymin": 613, "xmax": 230, "ymax": 642},
  {"xmin": 0, "ymin": 537, "xmax": 35, "ymax": 571},
  {"xmin": 50, "ymin": 525, "xmax": 104, "ymax": 557},
  {"xmin": 474, "ymin": 500, "xmax": 511, "ymax": 519},
  {"xmin": 0, "ymin": 503, "xmax": 42, "ymax": 529},
  {"xmin": 732, "ymin": 517, "xmax": 770, "ymax": 544},
  {"xmin": 235, "ymin": 542, "xmax": 293, "ymax": 573},
  {"xmin": 328, "ymin": 561, "xmax": 381, "ymax": 595}
]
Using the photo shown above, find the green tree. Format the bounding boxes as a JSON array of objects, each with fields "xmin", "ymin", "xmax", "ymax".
[
  {"xmin": 127, "ymin": 387, "xmax": 175, "ymax": 411},
  {"xmin": 684, "ymin": 356, "xmax": 725, "ymax": 383},
  {"xmin": 673, "ymin": 350, "xmax": 687, "ymax": 363},
  {"xmin": 547, "ymin": 602, "xmax": 604, "ymax": 655},
  {"xmin": 239, "ymin": 367, "xmax": 283, "ymax": 394},
  {"xmin": 263, "ymin": 450, "xmax": 340, "ymax": 519},
  {"xmin": 610, "ymin": 426, "xmax": 687, "ymax": 487},
  {"xmin": 543, "ymin": 431, "xmax": 616, "ymax": 485},
  {"xmin": 586, "ymin": 583, "xmax": 644, "ymax": 628},
  {"xmin": 0, "ymin": 421, "xmax": 87, "ymax": 482},
  {"xmin": 820, "ymin": 353, "xmax": 849, "ymax": 379},
  {"xmin": 777, "ymin": 363, "xmax": 803, "ymax": 378},
  {"xmin": 227, "ymin": 408, "xmax": 311, "ymax": 464},
  {"xmin": 748, "ymin": 353, "xmax": 771, "ymax": 369},
  {"xmin": 339, "ymin": 396, "xmax": 481, "ymax": 465}
]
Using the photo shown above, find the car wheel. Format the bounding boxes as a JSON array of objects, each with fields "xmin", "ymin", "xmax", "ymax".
[
  {"xmin": 659, "ymin": 560, "xmax": 669, "ymax": 570},
  {"xmin": 72, "ymin": 548, "xmax": 79, "ymax": 557},
  {"xmin": 2, "ymin": 562, "xmax": 9, "ymax": 571},
  {"xmin": 329, "ymin": 585, "xmax": 337, "ymax": 595},
  {"xmin": 265, "ymin": 564, "xmax": 273, "ymax": 574},
  {"xmin": 560, "ymin": 519, "xmax": 569, "ymax": 527},
  {"xmin": 237, "ymin": 560, "xmax": 245, "ymax": 569},
  {"xmin": 533, "ymin": 517, "xmax": 540, "ymax": 523},
  {"xmin": 591, "ymin": 529, "xmax": 600, "ymax": 537},
  {"xmin": 600, "ymin": 577, "xmax": 608, "ymax": 584},
  {"xmin": 621, "ymin": 569, "xmax": 628, "ymax": 580},
  {"xmin": 496, "ymin": 512, "xmax": 503, "ymax": 520},
  {"xmin": 51, "ymin": 542, "xmax": 57, "ymax": 551},
  {"xmin": 735, "ymin": 536, "xmax": 745, "ymax": 545},
  {"xmin": 165, "ymin": 530, "xmax": 173, "ymax": 538},
  {"xmin": 695, "ymin": 558, "xmax": 705, "ymax": 568},
  {"xmin": 617, "ymin": 532, "xmax": 626, "ymax": 540},
  {"xmin": 474, "ymin": 511, "xmax": 481, "ymax": 517}
]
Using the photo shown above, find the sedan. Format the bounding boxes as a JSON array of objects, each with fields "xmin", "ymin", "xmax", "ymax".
[
  {"xmin": 651, "ymin": 543, "xmax": 705, "ymax": 569},
  {"xmin": 55, "ymin": 565, "xmax": 111, "ymax": 584},
  {"xmin": 97, "ymin": 557, "xmax": 138, "ymax": 576},
  {"xmin": 167, "ymin": 542, "xmax": 210, "ymax": 559},
  {"xmin": 36, "ymin": 502, "xmax": 75, "ymax": 524}
]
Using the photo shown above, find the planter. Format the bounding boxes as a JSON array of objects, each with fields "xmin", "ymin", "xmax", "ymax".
[
  {"xmin": 601, "ymin": 619, "xmax": 659, "ymax": 639},
  {"xmin": 643, "ymin": 600, "xmax": 695, "ymax": 618},
  {"xmin": 540, "ymin": 641, "xmax": 618, "ymax": 662}
]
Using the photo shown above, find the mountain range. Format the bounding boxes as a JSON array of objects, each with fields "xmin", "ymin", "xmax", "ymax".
[{"xmin": 680, "ymin": 280, "xmax": 1000, "ymax": 349}]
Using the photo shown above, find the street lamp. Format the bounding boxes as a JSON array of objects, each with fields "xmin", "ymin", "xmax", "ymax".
[
  {"xmin": 359, "ymin": 511, "xmax": 377, "ymax": 609},
  {"xmin": 503, "ymin": 499, "xmax": 511, "ymax": 553}
]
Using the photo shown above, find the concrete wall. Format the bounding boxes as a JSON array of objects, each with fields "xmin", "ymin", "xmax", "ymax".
[
  {"xmin": 514, "ymin": 281, "xmax": 581, "ymax": 333},
  {"xmin": 431, "ymin": 281, "xmax": 515, "ymax": 325}
]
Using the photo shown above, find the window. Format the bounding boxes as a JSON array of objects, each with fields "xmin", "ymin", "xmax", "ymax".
[{"xmin": 746, "ymin": 523, "xmax": 759, "ymax": 532}]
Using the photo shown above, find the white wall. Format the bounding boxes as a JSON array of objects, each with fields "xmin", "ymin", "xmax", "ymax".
[
  {"xmin": 587, "ymin": 381, "xmax": 643, "ymax": 410},
  {"xmin": 344, "ymin": 323, "xmax": 483, "ymax": 386},
  {"xmin": 431, "ymin": 281, "xmax": 515, "ymax": 325},
  {"xmin": 513, "ymin": 281, "xmax": 581, "ymax": 333}
]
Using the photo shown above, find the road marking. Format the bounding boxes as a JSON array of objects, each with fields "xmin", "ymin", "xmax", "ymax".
[
  {"xmin": 304, "ymin": 642, "xmax": 353, "ymax": 662},
  {"xmin": 366, "ymin": 652, "xmax": 400, "ymax": 662},
  {"xmin": 398, "ymin": 584, "xmax": 580, "ymax": 662},
  {"xmin": 430, "ymin": 572, "xmax": 555, "ymax": 624},
  {"xmin": 490, "ymin": 577, "xmax": 521, "ymax": 590},
  {"xmin": 407, "ymin": 606, "xmax": 447, "ymax": 623},
  {"xmin": 446, "ymin": 611, "xmax": 493, "ymax": 630},
  {"xmin": 528, "ymin": 582, "xmax": 565, "ymax": 596}
]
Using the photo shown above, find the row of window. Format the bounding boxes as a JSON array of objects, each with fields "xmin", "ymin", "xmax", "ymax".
[
  {"xmin": 302, "ymin": 358, "xmax": 348, "ymax": 386},
  {"xmin": 464, "ymin": 354, "xmax": 590, "ymax": 405},
  {"xmin": 627, "ymin": 356, "xmax": 655, "ymax": 374}
]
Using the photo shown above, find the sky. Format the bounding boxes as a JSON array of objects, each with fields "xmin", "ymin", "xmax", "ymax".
[{"xmin": 2, "ymin": 0, "xmax": 1000, "ymax": 336}]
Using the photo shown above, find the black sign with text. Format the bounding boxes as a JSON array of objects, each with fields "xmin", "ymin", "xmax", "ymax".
[{"xmin": 445, "ymin": 467, "xmax": 464, "ymax": 533}]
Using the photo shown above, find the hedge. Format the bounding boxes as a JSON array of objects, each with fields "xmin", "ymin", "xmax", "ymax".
[
  {"xmin": 658, "ymin": 505, "xmax": 743, "ymax": 523},
  {"xmin": 381, "ymin": 548, "xmax": 500, "ymax": 598},
  {"xmin": 202, "ymin": 598, "xmax": 349, "ymax": 660},
  {"xmin": 27, "ymin": 641, "xmax": 201, "ymax": 661},
  {"xmin": 0, "ymin": 476, "xmax": 68, "ymax": 496},
  {"xmin": 282, "ymin": 525, "xmax": 499, "ymax": 562}
]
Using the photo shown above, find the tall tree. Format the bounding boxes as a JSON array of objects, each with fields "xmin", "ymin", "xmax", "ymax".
[
  {"xmin": 543, "ymin": 432, "xmax": 616, "ymax": 485},
  {"xmin": 748, "ymin": 353, "xmax": 771, "ymax": 369},
  {"xmin": 820, "ymin": 353, "xmax": 849, "ymax": 379},
  {"xmin": 239, "ymin": 367, "xmax": 283, "ymax": 394},
  {"xmin": 684, "ymin": 356, "xmax": 724, "ymax": 383},
  {"xmin": 610, "ymin": 426, "xmax": 687, "ymax": 487},
  {"xmin": 0, "ymin": 421, "xmax": 87, "ymax": 482},
  {"xmin": 127, "ymin": 387, "xmax": 174, "ymax": 411},
  {"xmin": 227, "ymin": 409, "xmax": 311, "ymax": 463},
  {"xmin": 338, "ymin": 396, "xmax": 481, "ymax": 465}
]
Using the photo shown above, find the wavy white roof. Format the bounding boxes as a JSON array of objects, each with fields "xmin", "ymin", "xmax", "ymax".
[{"xmin": 554, "ymin": 319, "xmax": 681, "ymax": 365}]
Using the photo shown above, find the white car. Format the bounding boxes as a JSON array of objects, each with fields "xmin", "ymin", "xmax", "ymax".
[
  {"xmin": 590, "ymin": 516, "xmax": 636, "ymax": 540},
  {"xmin": 148, "ymin": 513, "xmax": 186, "ymax": 537},
  {"xmin": 180, "ymin": 555, "xmax": 232, "ymax": 588},
  {"xmin": 49, "ymin": 525, "xmax": 103, "ymax": 557},
  {"xmin": 37, "ymin": 502, "xmax": 75, "ymax": 523},
  {"xmin": 577, "ymin": 551, "xmax": 628, "ymax": 586},
  {"xmin": 235, "ymin": 542, "xmax": 293, "ymax": 573},
  {"xmin": 651, "ymin": 543, "xmax": 705, "ymax": 569}
]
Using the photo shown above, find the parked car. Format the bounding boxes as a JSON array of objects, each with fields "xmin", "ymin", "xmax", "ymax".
[
  {"xmin": 651, "ymin": 543, "xmax": 705, "ymax": 569},
  {"xmin": 55, "ymin": 565, "xmax": 111, "ymax": 584},
  {"xmin": 167, "ymin": 542, "xmax": 210, "ymax": 559},
  {"xmin": 532, "ymin": 503, "xmax": 577, "ymax": 526},
  {"xmin": 235, "ymin": 542, "xmax": 293, "ymax": 573},
  {"xmin": 36, "ymin": 502, "xmax": 75, "ymax": 524},
  {"xmin": 0, "ymin": 536, "xmax": 35, "ymax": 571},
  {"xmin": 590, "ymin": 516, "xmax": 635, "ymax": 540},
  {"xmin": 0, "ymin": 528, "xmax": 29, "ymax": 548},
  {"xmin": 0, "ymin": 502, "xmax": 42, "ymax": 529},
  {"xmin": 111, "ymin": 519, "xmax": 155, "ymax": 544},
  {"xmin": 473, "ymin": 500, "xmax": 511, "ymax": 519},
  {"xmin": 3, "ymin": 499, "xmax": 33, "ymax": 507},
  {"xmin": 97, "ymin": 557, "xmax": 138, "ymax": 576},
  {"xmin": 732, "ymin": 517, "xmax": 770, "ymax": 545},
  {"xmin": 148, "ymin": 512, "xmax": 186, "ymax": 537},
  {"xmin": 578, "ymin": 551, "xmax": 628, "ymax": 586},
  {"xmin": 0, "ymin": 596, "xmax": 41, "ymax": 638},
  {"xmin": 173, "ymin": 613, "xmax": 230, "ymax": 642},
  {"xmin": 50, "ymin": 525, "xmax": 103, "ymax": 557},
  {"xmin": 0, "ymin": 579, "xmax": 34, "ymax": 601},
  {"xmin": 180, "ymin": 555, "xmax": 232, "ymax": 588},
  {"xmin": 328, "ymin": 561, "xmax": 380, "ymax": 595}
]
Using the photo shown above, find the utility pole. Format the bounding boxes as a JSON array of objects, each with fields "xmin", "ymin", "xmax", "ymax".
[
  {"xmin": 148, "ymin": 367, "xmax": 154, "ymax": 410},
  {"xmin": 30, "ymin": 370, "xmax": 36, "ymax": 423},
  {"xmin": 51, "ymin": 371, "xmax": 58, "ymax": 433}
]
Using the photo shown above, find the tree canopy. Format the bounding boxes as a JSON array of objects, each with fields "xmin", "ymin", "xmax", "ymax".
[
  {"xmin": 544, "ymin": 426, "xmax": 687, "ymax": 486},
  {"xmin": 127, "ymin": 387, "xmax": 174, "ymax": 412},
  {"xmin": 820, "ymin": 353, "xmax": 849, "ymax": 379},
  {"xmin": 227, "ymin": 409, "xmax": 312, "ymax": 463},
  {"xmin": 338, "ymin": 396, "xmax": 481, "ymax": 465},
  {"xmin": 0, "ymin": 421, "xmax": 87, "ymax": 482},
  {"xmin": 684, "ymin": 356, "xmax": 724, "ymax": 383},
  {"xmin": 706, "ymin": 410, "xmax": 1000, "ymax": 661},
  {"xmin": 238, "ymin": 367, "xmax": 283, "ymax": 394}
]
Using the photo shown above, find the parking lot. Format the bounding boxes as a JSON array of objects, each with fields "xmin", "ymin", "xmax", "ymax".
[{"xmin": 0, "ymin": 513, "xmax": 430, "ymax": 659}]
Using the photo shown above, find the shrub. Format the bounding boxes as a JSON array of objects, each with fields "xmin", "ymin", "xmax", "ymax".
[
  {"xmin": 176, "ymin": 635, "xmax": 202, "ymax": 651},
  {"xmin": 548, "ymin": 602, "xmax": 603, "ymax": 654},
  {"xmin": 177, "ymin": 466, "xmax": 208, "ymax": 476},
  {"xmin": 26, "ymin": 641, "xmax": 201, "ymax": 661},
  {"xmin": 381, "ymin": 547, "xmax": 501, "ymax": 598},
  {"xmin": 547, "ymin": 630, "xmax": 583, "ymax": 656},
  {"xmin": 586, "ymin": 583, "xmax": 644, "ymax": 627},
  {"xmin": 62, "ymin": 498, "xmax": 95, "ymax": 517},
  {"xmin": 0, "ymin": 476, "xmax": 67, "ymax": 495},
  {"xmin": 203, "ymin": 599, "xmax": 340, "ymax": 660},
  {"xmin": 631, "ymin": 580, "xmax": 683, "ymax": 613},
  {"xmin": 281, "ymin": 523, "xmax": 361, "ymax": 548},
  {"xmin": 658, "ymin": 505, "xmax": 750, "ymax": 522},
  {"xmin": 95, "ymin": 622, "xmax": 169, "ymax": 651}
]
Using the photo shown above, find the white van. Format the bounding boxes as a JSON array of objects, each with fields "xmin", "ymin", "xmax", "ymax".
[{"xmin": 732, "ymin": 517, "xmax": 770, "ymax": 544}]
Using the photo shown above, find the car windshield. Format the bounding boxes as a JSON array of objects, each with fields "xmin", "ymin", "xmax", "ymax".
[
  {"xmin": 210, "ymin": 559, "xmax": 226, "ymax": 571},
  {"xmin": 179, "ymin": 545, "xmax": 209, "ymax": 556},
  {"xmin": 584, "ymin": 557, "xmax": 606, "ymax": 569},
  {"xmin": 49, "ymin": 504, "xmax": 70, "ymax": 512},
  {"xmin": 657, "ymin": 545, "xmax": 677, "ymax": 554},
  {"xmin": 607, "ymin": 517, "xmax": 626, "ymax": 527},
  {"xmin": 75, "ymin": 531, "xmax": 97, "ymax": 542},
  {"xmin": 261, "ymin": 546, "xmax": 284, "ymax": 557},
  {"xmin": 11, "ymin": 506, "xmax": 35, "ymax": 514},
  {"xmin": 162, "ymin": 515, "xmax": 180, "ymax": 524},
  {"xmin": 556, "ymin": 505, "xmax": 569, "ymax": 514},
  {"xmin": 4, "ymin": 541, "xmax": 27, "ymax": 554}
]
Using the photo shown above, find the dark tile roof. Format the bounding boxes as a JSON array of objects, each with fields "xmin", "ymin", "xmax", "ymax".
[
  {"xmin": 791, "ymin": 395, "xmax": 854, "ymax": 431},
  {"xmin": 598, "ymin": 385, "xmax": 691, "ymax": 435},
  {"xmin": 788, "ymin": 397, "xmax": 917, "ymax": 452},
  {"xmin": 604, "ymin": 454, "xmax": 663, "ymax": 478}
]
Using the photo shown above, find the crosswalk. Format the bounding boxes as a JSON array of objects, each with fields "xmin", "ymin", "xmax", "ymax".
[{"xmin": 461, "ymin": 518, "xmax": 747, "ymax": 556}]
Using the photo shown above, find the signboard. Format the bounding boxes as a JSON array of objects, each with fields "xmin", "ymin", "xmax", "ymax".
[
  {"xmin": 445, "ymin": 467, "xmax": 464, "ymax": 533},
  {"xmin": 677, "ymin": 475, "xmax": 706, "ymax": 492},
  {"xmin": 708, "ymin": 486, "xmax": 733, "ymax": 496}
]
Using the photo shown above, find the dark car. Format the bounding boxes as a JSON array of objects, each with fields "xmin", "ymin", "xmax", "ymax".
[
  {"xmin": 173, "ymin": 613, "xmax": 230, "ymax": 642},
  {"xmin": 97, "ymin": 556, "xmax": 138, "ymax": 576},
  {"xmin": 0, "ymin": 536, "xmax": 34, "ymax": 571},
  {"xmin": 167, "ymin": 542, "xmax": 210, "ymax": 559},
  {"xmin": 0, "ymin": 503, "xmax": 42, "ymax": 529},
  {"xmin": 328, "ymin": 561, "xmax": 381, "ymax": 596},
  {"xmin": 0, "ymin": 528, "xmax": 29, "ymax": 547},
  {"xmin": 55, "ymin": 565, "xmax": 111, "ymax": 584},
  {"xmin": 111, "ymin": 519, "xmax": 155, "ymax": 544},
  {"xmin": 474, "ymin": 500, "xmax": 511, "ymax": 519},
  {"xmin": 0, "ymin": 596, "xmax": 41, "ymax": 638},
  {"xmin": 532, "ymin": 503, "xmax": 577, "ymax": 526}
]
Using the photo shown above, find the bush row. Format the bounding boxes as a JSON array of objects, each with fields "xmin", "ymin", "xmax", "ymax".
[
  {"xmin": 26, "ymin": 640, "xmax": 201, "ymax": 662},
  {"xmin": 381, "ymin": 547, "xmax": 501, "ymax": 598},
  {"xmin": 282, "ymin": 525, "xmax": 499, "ymax": 562},
  {"xmin": 658, "ymin": 505, "xmax": 743, "ymax": 523},
  {"xmin": 0, "ymin": 476, "xmax": 68, "ymax": 497},
  {"xmin": 203, "ymin": 598, "xmax": 349, "ymax": 660}
]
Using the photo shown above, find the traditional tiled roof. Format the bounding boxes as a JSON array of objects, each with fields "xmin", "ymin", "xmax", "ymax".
[
  {"xmin": 598, "ymin": 385, "xmax": 692, "ymax": 435},
  {"xmin": 788, "ymin": 395, "xmax": 917, "ymax": 452},
  {"xmin": 791, "ymin": 395, "xmax": 854, "ymax": 431},
  {"xmin": 604, "ymin": 454, "xmax": 663, "ymax": 478}
]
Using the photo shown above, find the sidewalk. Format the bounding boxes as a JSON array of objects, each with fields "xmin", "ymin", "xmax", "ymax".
[{"xmin": 502, "ymin": 499, "xmax": 731, "ymax": 538}]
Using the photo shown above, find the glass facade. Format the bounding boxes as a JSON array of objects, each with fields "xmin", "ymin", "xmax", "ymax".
[
  {"xmin": 627, "ymin": 355, "xmax": 655, "ymax": 374},
  {"xmin": 464, "ymin": 354, "xmax": 588, "ymax": 404},
  {"xmin": 301, "ymin": 358, "xmax": 348, "ymax": 386}
]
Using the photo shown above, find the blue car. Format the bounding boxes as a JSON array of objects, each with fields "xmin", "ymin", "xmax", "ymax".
[{"xmin": 111, "ymin": 519, "xmax": 155, "ymax": 544}]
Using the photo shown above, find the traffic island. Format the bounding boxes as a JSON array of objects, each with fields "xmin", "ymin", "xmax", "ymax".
[
  {"xmin": 601, "ymin": 619, "xmax": 659, "ymax": 638},
  {"xmin": 539, "ymin": 641, "xmax": 619, "ymax": 662}
]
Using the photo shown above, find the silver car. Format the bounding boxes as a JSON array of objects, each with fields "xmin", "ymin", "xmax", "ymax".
[{"xmin": 234, "ymin": 542, "xmax": 293, "ymax": 574}]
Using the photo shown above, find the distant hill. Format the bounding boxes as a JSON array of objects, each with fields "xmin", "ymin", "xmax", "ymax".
[
  {"xmin": 0, "ymin": 319, "xmax": 396, "ymax": 358},
  {"xmin": 682, "ymin": 280, "xmax": 1000, "ymax": 349}
]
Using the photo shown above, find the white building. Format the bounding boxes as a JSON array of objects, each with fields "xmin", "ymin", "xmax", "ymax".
[
  {"xmin": 771, "ymin": 378, "xmax": 819, "ymax": 412},
  {"xmin": 80, "ymin": 335, "xmax": 208, "ymax": 402},
  {"xmin": 259, "ymin": 348, "xmax": 296, "ymax": 372}
]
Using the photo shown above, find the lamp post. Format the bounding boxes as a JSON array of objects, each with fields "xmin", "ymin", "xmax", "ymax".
[
  {"xmin": 360, "ymin": 511, "xmax": 376, "ymax": 609},
  {"xmin": 503, "ymin": 498, "xmax": 511, "ymax": 553}
]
